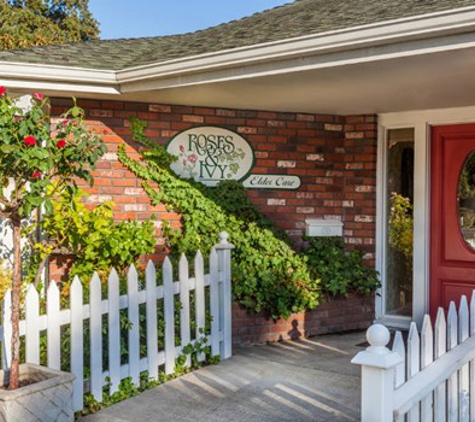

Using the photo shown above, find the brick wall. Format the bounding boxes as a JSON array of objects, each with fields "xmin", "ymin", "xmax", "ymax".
[
  {"xmin": 232, "ymin": 295, "xmax": 374, "ymax": 346},
  {"xmin": 49, "ymin": 98, "xmax": 377, "ymax": 339},
  {"xmin": 50, "ymin": 98, "xmax": 376, "ymax": 257}
]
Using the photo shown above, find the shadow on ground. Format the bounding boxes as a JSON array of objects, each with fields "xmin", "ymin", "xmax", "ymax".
[{"xmin": 81, "ymin": 331, "xmax": 364, "ymax": 422}]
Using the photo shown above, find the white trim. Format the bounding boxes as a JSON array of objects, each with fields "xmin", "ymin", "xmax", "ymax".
[
  {"xmin": 0, "ymin": 62, "xmax": 116, "ymax": 84},
  {"xmin": 0, "ymin": 79, "xmax": 120, "ymax": 95},
  {"xmin": 1, "ymin": 7, "xmax": 475, "ymax": 94},
  {"xmin": 377, "ymin": 105, "xmax": 475, "ymax": 328},
  {"xmin": 377, "ymin": 315, "xmax": 411, "ymax": 331},
  {"xmin": 117, "ymin": 7, "xmax": 475, "ymax": 88}
]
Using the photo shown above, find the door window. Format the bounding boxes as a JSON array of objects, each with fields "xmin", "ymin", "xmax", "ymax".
[{"xmin": 458, "ymin": 151, "xmax": 475, "ymax": 249}]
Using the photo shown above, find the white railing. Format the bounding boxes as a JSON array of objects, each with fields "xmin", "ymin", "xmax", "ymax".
[
  {"xmin": 1, "ymin": 232, "xmax": 234, "ymax": 412},
  {"xmin": 352, "ymin": 292, "xmax": 475, "ymax": 422}
]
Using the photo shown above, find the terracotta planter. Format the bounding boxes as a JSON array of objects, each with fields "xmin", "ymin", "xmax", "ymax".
[{"xmin": 0, "ymin": 363, "xmax": 74, "ymax": 422}]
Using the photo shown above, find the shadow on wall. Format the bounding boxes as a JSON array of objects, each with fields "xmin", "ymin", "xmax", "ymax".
[{"xmin": 287, "ymin": 319, "xmax": 303, "ymax": 340}]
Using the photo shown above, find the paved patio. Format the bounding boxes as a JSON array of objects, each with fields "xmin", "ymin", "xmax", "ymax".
[{"xmin": 81, "ymin": 331, "xmax": 365, "ymax": 422}]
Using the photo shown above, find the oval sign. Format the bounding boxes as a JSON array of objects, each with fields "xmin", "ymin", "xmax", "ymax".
[{"xmin": 167, "ymin": 127, "xmax": 254, "ymax": 186}]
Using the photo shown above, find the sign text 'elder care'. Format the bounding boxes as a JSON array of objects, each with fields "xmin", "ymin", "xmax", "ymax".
[{"xmin": 167, "ymin": 126, "xmax": 300, "ymax": 189}]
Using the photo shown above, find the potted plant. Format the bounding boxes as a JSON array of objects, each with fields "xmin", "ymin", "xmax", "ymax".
[{"xmin": 0, "ymin": 88, "xmax": 105, "ymax": 420}]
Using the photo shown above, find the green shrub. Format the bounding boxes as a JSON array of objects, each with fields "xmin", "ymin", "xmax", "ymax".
[
  {"xmin": 302, "ymin": 237, "xmax": 380, "ymax": 297},
  {"xmin": 27, "ymin": 188, "xmax": 156, "ymax": 291}
]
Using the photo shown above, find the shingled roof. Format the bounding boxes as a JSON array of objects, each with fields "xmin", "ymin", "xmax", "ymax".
[{"xmin": 0, "ymin": 0, "xmax": 474, "ymax": 71}]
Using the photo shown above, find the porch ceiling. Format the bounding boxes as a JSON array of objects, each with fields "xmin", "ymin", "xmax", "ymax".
[
  {"xmin": 33, "ymin": 45, "xmax": 475, "ymax": 116},
  {"xmin": 120, "ymin": 46, "xmax": 475, "ymax": 115}
]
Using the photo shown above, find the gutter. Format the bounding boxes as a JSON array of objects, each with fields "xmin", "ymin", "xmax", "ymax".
[
  {"xmin": 1, "ymin": 6, "xmax": 475, "ymax": 94},
  {"xmin": 117, "ymin": 6, "xmax": 475, "ymax": 85}
]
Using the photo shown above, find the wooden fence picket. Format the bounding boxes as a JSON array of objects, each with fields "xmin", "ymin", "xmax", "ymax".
[
  {"xmin": 163, "ymin": 257, "xmax": 175, "ymax": 375},
  {"xmin": 392, "ymin": 330, "xmax": 406, "ymax": 422},
  {"xmin": 195, "ymin": 251, "xmax": 205, "ymax": 363},
  {"xmin": 179, "ymin": 254, "xmax": 191, "ymax": 368},
  {"xmin": 447, "ymin": 301, "xmax": 459, "ymax": 422},
  {"xmin": 459, "ymin": 295, "xmax": 470, "ymax": 421},
  {"xmin": 47, "ymin": 281, "xmax": 61, "ymax": 370},
  {"xmin": 209, "ymin": 248, "xmax": 220, "ymax": 357},
  {"xmin": 393, "ymin": 330, "xmax": 406, "ymax": 388},
  {"xmin": 146, "ymin": 260, "xmax": 159, "ymax": 381},
  {"xmin": 407, "ymin": 322, "xmax": 420, "ymax": 422},
  {"xmin": 108, "ymin": 269, "xmax": 121, "ymax": 394},
  {"xmin": 216, "ymin": 233, "xmax": 233, "ymax": 359},
  {"xmin": 434, "ymin": 307, "xmax": 447, "ymax": 422},
  {"xmin": 421, "ymin": 314, "xmax": 434, "ymax": 422},
  {"xmin": 89, "ymin": 272, "xmax": 103, "ymax": 402},
  {"xmin": 127, "ymin": 265, "xmax": 140, "ymax": 386},
  {"xmin": 1, "ymin": 289, "xmax": 12, "ymax": 369},
  {"xmin": 25, "ymin": 284, "xmax": 40, "ymax": 365},
  {"xmin": 0, "ymin": 235, "xmax": 234, "ymax": 414},
  {"xmin": 70, "ymin": 277, "xmax": 84, "ymax": 412}
]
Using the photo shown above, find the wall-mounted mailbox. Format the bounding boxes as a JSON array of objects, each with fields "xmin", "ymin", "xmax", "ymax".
[{"xmin": 305, "ymin": 219, "xmax": 343, "ymax": 237}]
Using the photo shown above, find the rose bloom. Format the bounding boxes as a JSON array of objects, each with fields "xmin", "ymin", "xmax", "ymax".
[
  {"xmin": 0, "ymin": 87, "xmax": 6, "ymax": 96},
  {"xmin": 56, "ymin": 139, "xmax": 66, "ymax": 148},
  {"xmin": 33, "ymin": 92, "xmax": 43, "ymax": 101},
  {"xmin": 179, "ymin": 145, "xmax": 185, "ymax": 153},
  {"xmin": 188, "ymin": 154, "xmax": 198, "ymax": 164},
  {"xmin": 23, "ymin": 136, "xmax": 36, "ymax": 146},
  {"xmin": 32, "ymin": 172, "xmax": 42, "ymax": 179}
]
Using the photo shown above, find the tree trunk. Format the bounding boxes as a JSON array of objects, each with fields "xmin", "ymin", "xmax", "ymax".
[{"xmin": 9, "ymin": 218, "xmax": 21, "ymax": 390}]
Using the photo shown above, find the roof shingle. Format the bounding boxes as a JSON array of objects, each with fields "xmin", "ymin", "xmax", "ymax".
[{"xmin": 0, "ymin": 0, "xmax": 474, "ymax": 70}]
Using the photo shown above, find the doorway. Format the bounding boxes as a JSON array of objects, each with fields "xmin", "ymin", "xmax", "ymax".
[{"xmin": 378, "ymin": 107, "xmax": 475, "ymax": 328}]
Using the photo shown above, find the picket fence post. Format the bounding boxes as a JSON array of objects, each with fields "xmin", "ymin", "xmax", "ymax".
[
  {"xmin": 351, "ymin": 324, "xmax": 403, "ymax": 422},
  {"xmin": 214, "ymin": 232, "xmax": 234, "ymax": 360}
]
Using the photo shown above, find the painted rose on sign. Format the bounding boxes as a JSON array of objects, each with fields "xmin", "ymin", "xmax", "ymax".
[{"xmin": 167, "ymin": 127, "xmax": 254, "ymax": 186}]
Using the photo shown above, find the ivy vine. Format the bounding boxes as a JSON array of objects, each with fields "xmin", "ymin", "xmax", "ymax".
[
  {"xmin": 118, "ymin": 118, "xmax": 379, "ymax": 319},
  {"xmin": 118, "ymin": 118, "xmax": 320, "ymax": 319}
]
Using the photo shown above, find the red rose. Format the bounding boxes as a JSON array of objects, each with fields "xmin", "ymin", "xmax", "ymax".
[
  {"xmin": 33, "ymin": 92, "xmax": 43, "ymax": 101},
  {"xmin": 0, "ymin": 87, "xmax": 6, "ymax": 96},
  {"xmin": 32, "ymin": 172, "xmax": 42, "ymax": 179},
  {"xmin": 179, "ymin": 145, "xmax": 185, "ymax": 152},
  {"xmin": 56, "ymin": 139, "xmax": 66, "ymax": 148},
  {"xmin": 23, "ymin": 136, "xmax": 36, "ymax": 146}
]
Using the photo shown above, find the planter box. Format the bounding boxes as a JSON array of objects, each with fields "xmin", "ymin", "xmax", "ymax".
[
  {"xmin": 0, "ymin": 363, "xmax": 75, "ymax": 422},
  {"xmin": 232, "ymin": 294, "xmax": 375, "ymax": 346}
]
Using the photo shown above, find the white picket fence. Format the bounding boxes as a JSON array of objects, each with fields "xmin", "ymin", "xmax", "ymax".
[
  {"xmin": 352, "ymin": 292, "xmax": 475, "ymax": 422},
  {"xmin": 0, "ymin": 232, "xmax": 234, "ymax": 412}
]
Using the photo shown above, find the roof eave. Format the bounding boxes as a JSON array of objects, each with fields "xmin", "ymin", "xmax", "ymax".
[{"xmin": 1, "ymin": 6, "xmax": 475, "ymax": 95}]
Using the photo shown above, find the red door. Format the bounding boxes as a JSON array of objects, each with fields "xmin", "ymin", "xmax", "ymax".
[{"xmin": 430, "ymin": 124, "xmax": 475, "ymax": 317}]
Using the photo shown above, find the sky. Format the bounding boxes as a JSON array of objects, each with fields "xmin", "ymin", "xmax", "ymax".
[{"xmin": 89, "ymin": 1, "xmax": 292, "ymax": 40}]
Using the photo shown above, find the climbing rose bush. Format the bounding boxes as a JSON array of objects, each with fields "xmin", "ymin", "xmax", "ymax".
[{"xmin": 0, "ymin": 89, "xmax": 106, "ymax": 389}]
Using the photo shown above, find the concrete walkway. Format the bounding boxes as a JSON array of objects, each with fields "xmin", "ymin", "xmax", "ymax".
[{"xmin": 81, "ymin": 331, "xmax": 365, "ymax": 422}]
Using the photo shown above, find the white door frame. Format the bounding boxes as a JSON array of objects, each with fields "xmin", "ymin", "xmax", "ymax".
[{"xmin": 376, "ymin": 105, "xmax": 475, "ymax": 329}]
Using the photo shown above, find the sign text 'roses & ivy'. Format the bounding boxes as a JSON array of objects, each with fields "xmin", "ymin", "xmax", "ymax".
[{"xmin": 167, "ymin": 126, "xmax": 300, "ymax": 189}]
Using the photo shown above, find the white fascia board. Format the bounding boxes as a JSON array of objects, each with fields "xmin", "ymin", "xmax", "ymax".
[
  {"xmin": 120, "ymin": 31, "xmax": 475, "ymax": 93},
  {"xmin": 0, "ymin": 62, "xmax": 116, "ymax": 84},
  {"xmin": 117, "ymin": 6, "xmax": 475, "ymax": 86},
  {"xmin": 0, "ymin": 78, "xmax": 120, "ymax": 95}
]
